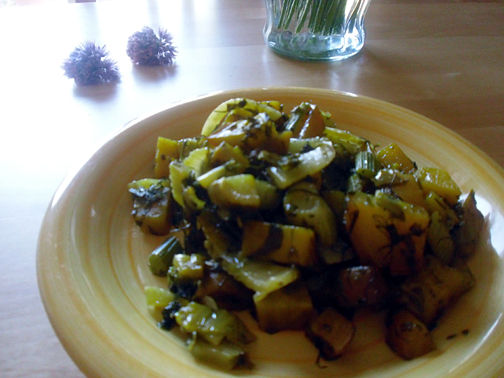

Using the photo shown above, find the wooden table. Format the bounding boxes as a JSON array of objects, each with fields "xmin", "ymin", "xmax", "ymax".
[{"xmin": 0, "ymin": 0, "xmax": 502, "ymax": 377}]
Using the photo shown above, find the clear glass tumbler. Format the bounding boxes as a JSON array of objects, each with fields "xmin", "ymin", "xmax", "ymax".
[{"xmin": 263, "ymin": 0, "xmax": 372, "ymax": 61}]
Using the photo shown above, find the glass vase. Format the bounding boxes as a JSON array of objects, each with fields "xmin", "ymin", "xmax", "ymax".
[{"xmin": 263, "ymin": 0, "xmax": 372, "ymax": 61}]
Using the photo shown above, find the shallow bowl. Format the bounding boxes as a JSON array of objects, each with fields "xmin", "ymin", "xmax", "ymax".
[{"xmin": 37, "ymin": 87, "xmax": 504, "ymax": 377}]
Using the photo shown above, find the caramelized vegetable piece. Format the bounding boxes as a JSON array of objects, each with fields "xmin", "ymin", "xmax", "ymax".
[
  {"xmin": 306, "ymin": 307, "xmax": 355, "ymax": 360},
  {"xmin": 346, "ymin": 173, "xmax": 367, "ymax": 194},
  {"xmin": 182, "ymin": 185, "xmax": 206, "ymax": 211},
  {"xmin": 167, "ymin": 264, "xmax": 199, "ymax": 300},
  {"xmin": 344, "ymin": 191, "xmax": 429, "ymax": 276},
  {"xmin": 128, "ymin": 178, "xmax": 173, "ymax": 235},
  {"xmin": 285, "ymin": 102, "xmax": 326, "ymax": 138},
  {"xmin": 288, "ymin": 137, "xmax": 332, "ymax": 154},
  {"xmin": 254, "ymin": 281, "xmax": 314, "ymax": 334},
  {"xmin": 168, "ymin": 160, "xmax": 192, "ymax": 208},
  {"xmin": 324, "ymin": 127, "xmax": 367, "ymax": 155},
  {"xmin": 424, "ymin": 191, "xmax": 459, "ymax": 229},
  {"xmin": 255, "ymin": 180, "xmax": 282, "ymax": 210},
  {"xmin": 195, "ymin": 261, "xmax": 254, "ymax": 311},
  {"xmin": 386, "ymin": 309, "xmax": 436, "ymax": 360},
  {"xmin": 201, "ymin": 97, "xmax": 283, "ymax": 137},
  {"xmin": 197, "ymin": 211, "xmax": 241, "ymax": 259},
  {"xmin": 453, "ymin": 190, "xmax": 484, "ymax": 259},
  {"xmin": 206, "ymin": 119, "xmax": 248, "ymax": 148},
  {"xmin": 415, "ymin": 167, "xmax": 462, "ymax": 206},
  {"xmin": 183, "ymin": 147, "xmax": 210, "ymax": 177},
  {"xmin": 148, "ymin": 236, "xmax": 184, "ymax": 276},
  {"xmin": 196, "ymin": 165, "xmax": 230, "ymax": 189},
  {"xmin": 177, "ymin": 137, "xmax": 208, "ymax": 159},
  {"xmin": 190, "ymin": 338, "xmax": 251, "ymax": 371},
  {"xmin": 336, "ymin": 266, "xmax": 390, "ymax": 308},
  {"xmin": 220, "ymin": 255, "xmax": 300, "ymax": 301},
  {"xmin": 316, "ymin": 240, "xmax": 356, "ymax": 267},
  {"xmin": 206, "ymin": 113, "xmax": 290, "ymax": 154},
  {"xmin": 175, "ymin": 301, "xmax": 255, "ymax": 346},
  {"xmin": 305, "ymin": 265, "xmax": 389, "ymax": 310},
  {"xmin": 345, "ymin": 192, "xmax": 389, "ymax": 266},
  {"xmin": 267, "ymin": 139, "xmax": 336, "ymax": 189},
  {"xmin": 145, "ymin": 286, "xmax": 176, "ymax": 322},
  {"xmin": 154, "ymin": 137, "xmax": 179, "ymax": 179},
  {"xmin": 240, "ymin": 221, "xmax": 318, "ymax": 267},
  {"xmin": 376, "ymin": 143, "xmax": 416, "ymax": 174},
  {"xmin": 172, "ymin": 254, "xmax": 206, "ymax": 281},
  {"xmin": 201, "ymin": 98, "xmax": 243, "ymax": 135},
  {"xmin": 426, "ymin": 211, "xmax": 454, "ymax": 264},
  {"xmin": 373, "ymin": 169, "xmax": 427, "ymax": 209},
  {"xmin": 398, "ymin": 256, "xmax": 475, "ymax": 327},
  {"xmin": 208, "ymin": 174, "xmax": 261, "ymax": 210},
  {"xmin": 283, "ymin": 182, "xmax": 338, "ymax": 247},
  {"xmin": 211, "ymin": 142, "xmax": 250, "ymax": 167},
  {"xmin": 322, "ymin": 189, "xmax": 346, "ymax": 224}
]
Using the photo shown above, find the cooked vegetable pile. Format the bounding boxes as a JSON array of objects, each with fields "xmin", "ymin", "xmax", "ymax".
[{"xmin": 128, "ymin": 98, "xmax": 484, "ymax": 370}]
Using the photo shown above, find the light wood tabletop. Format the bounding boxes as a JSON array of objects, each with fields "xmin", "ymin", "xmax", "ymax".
[{"xmin": 0, "ymin": 0, "xmax": 503, "ymax": 377}]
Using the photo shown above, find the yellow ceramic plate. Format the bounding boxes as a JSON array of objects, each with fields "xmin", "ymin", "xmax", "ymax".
[{"xmin": 37, "ymin": 87, "xmax": 504, "ymax": 378}]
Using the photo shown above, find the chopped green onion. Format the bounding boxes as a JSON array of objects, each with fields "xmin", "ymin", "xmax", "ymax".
[
  {"xmin": 355, "ymin": 150, "xmax": 378, "ymax": 179},
  {"xmin": 148, "ymin": 236, "xmax": 183, "ymax": 276}
]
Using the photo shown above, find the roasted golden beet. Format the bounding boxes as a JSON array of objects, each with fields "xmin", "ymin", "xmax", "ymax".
[
  {"xmin": 128, "ymin": 178, "xmax": 173, "ymax": 235},
  {"xmin": 240, "ymin": 221, "xmax": 318, "ymax": 267},
  {"xmin": 283, "ymin": 182, "xmax": 338, "ymax": 247},
  {"xmin": 254, "ymin": 281, "xmax": 314, "ymax": 334},
  {"xmin": 453, "ymin": 190, "xmax": 485, "ymax": 259},
  {"xmin": 195, "ymin": 262, "xmax": 254, "ymax": 311},
  {"xmin": 373, "ymin": 169, "xmax": 427, "ymax": 209},
  {"xmin": 386, "ymin": 309, "xmax": 436, "ymax": 360},
  {"xmin": 415, "ymin": 167, "xmax": 462, "ymax": 206},
  {"xmin": 376, "ymin": 142, "xmax": 416, "ymax": 174},
  {"xmin": 335, "ymin": 266, "xmax": 390, "ymax": 308},
  {"xmin": 344, "ymin": 191, "xmax": 429, "ymax": 276},
  {"xmin": 284, "ymin": 102, "xmax": 326, "ymax": 138},
  {"xmin": 398, "ymin": 256, "xmax": 475, "ymax": 327},
  {"xmin": 208, "ymin": 174, "xmax": 261, "ymax": 210},
  {"xmin": 154, "ymin": 137, "xmax": 179, "ymax": 179},
  {"xmin": 220, "ymin": 254, "xmax": 300, "ymax": 301},
  {"xmin": 306, "ymin": 307, "xmax": 355, "ymax": 360}
]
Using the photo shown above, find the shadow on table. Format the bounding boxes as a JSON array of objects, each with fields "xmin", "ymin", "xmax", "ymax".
[
  {"xmin": 131, "ymin": 65, "xmax": 177, "ymax": 83},
  {"xmin": 73, "ymin": 82, "xmax": 118, "ymax": 101}
]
